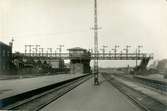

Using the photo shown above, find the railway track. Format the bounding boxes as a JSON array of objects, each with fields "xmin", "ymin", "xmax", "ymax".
[
  {"xmin": 3, "ymin": 74, "xmax": 92, "ymax": 111},
  {"xmin": 134, "ymin": 76, "xmax": 167, "ymax": 93},
  {"xmin": 102, "ymin": 73, "xmax": 167, "ymax": 111},
  {"xmin": 112, "ymin": 73, "xmax": 167, "ymax": 94}
]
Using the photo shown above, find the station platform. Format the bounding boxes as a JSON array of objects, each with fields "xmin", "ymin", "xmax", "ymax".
[
  {"xmin": 40, "ymin": 75, "xmax": 142, "ymax": 111},
  {"xmin": 0, "ymin": 74, "xmax": 83, "ymax": 100}
]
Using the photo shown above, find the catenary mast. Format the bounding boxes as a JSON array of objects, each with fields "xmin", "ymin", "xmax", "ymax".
[{"xmin": 93, "ymin": 0, "xmax": 100, "ymax": 85}]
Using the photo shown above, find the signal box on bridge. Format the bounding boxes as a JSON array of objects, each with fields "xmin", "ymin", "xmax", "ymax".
[{"xmin": 68, "ymin": 47, "xmax": 91, "ymax": 74}]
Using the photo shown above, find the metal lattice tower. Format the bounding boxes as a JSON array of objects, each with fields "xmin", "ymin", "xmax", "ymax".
[{"xmin": 93, "ymin": 0, "xmax": 99, "ymax": 85}]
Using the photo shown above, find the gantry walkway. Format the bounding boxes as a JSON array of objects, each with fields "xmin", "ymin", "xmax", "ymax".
[{"xmin": 15, "ymin": 52, "xmax": 153, "ymax": 61}]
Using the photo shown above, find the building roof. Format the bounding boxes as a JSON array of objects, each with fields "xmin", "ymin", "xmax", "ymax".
[
  {"xmin": 0, "ymin": 41, "xmax": 9, "ymax": 47},
  {"xmin": 68, "ymin": 47, "xmax": 87, "ymax": 51}
]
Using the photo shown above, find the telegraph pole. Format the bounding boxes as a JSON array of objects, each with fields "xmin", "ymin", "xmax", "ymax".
[
  {"xmin": 57, "ymin": 45, "xmax": 64, "ymax": 72},
  {"xmin": 136, "ymin": 45, "xmax": 143, "ymax": 66},
  {"xmin": 112, "ymin": 45, "xmax": 119, "ymax": 58},
  {"xmin": 47, "ymin": 48, "xmax": 52, "ymax": 57},
  {"xmin": 9, "ymin": 38, "xmax": 14, "ymax": 53},
  {"xmin": 138, "ymin": 45, "xmax": 143, "ymax": 58},
  {"xmin": 24, "ymin": 45, "xmax": 27, "ymax": 55},
  {"xmin": 26, "ymin": 45, "xmax": 34, "ymax": 56},
  {"xmin": 55, "ymin": 50, "xmax": 57, "ymax": 57},
  {"xmin": 9, "ymin": 38, "xmax": 14, "ymax": 61},
  {"xmin": 57, "ymin": 45, "xmax": 64, "ymax": 59},
  {"xmin": 35, "ymin": 45, "xmax": 40, "ymax": 56},
  {"xmin": 32, "ymin": 48, "xmax": 36, "ymax": 56},
  {"xmin": 39, "ymin": 48, "xmax": 44, "ymax": 57},
  {"xmin": 93, "ymin": 0, "xmax": 100, "ymax": 85},
  {"xmin": 123, "ymin": 45, "xmax": 131, "ymax": 58},
  {"xmin": 109, "ymin": 51, "xmax": 111, "ymax": 58},
  {"xmin": 120, "ymin": 50, "xmax": 123, "ymax": 58},
  {"xmin": 135, "ymin": 49, "xmax": 138, "ymax": 67},
  {"xmin": 100, "ymin": 45, "xmax": 107, "ymax": 58}
]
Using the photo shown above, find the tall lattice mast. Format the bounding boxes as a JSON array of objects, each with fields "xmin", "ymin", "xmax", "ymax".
[{"xmin": 93, "ymin": 0, "xmax": 99, "ymax": 85}]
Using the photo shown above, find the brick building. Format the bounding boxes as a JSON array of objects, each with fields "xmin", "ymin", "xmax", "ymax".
[{"xmin": 0, "ymin": 41, "xmax": 12, "ymax": 74}]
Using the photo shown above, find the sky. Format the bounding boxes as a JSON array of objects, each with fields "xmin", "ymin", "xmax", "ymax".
[{"xmin": 0, "ymin": 0, "xmax": 167, "ymax": 67}]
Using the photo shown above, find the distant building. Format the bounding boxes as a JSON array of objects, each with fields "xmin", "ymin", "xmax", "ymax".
[{"xmin": 0, "ymin": 41, "xmax": 12, "ymax": 74}]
